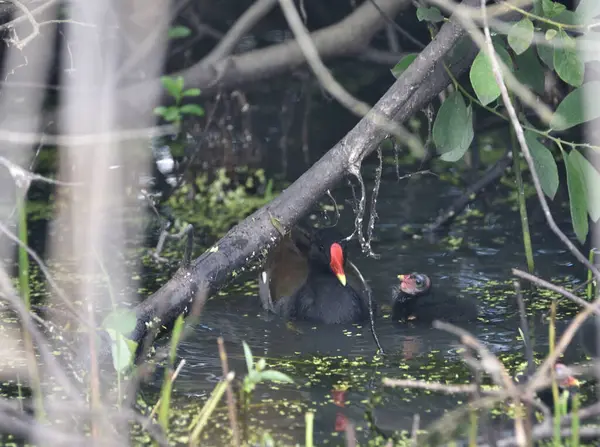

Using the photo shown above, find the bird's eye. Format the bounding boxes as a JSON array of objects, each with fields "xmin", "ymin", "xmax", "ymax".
[{"xmin": 415, "ymin": 274, "xmax": 425, "ymax": 288}]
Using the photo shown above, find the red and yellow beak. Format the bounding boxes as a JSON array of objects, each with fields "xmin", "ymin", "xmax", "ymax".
[{"xmin": 330, "ymin": 243, "xmax": 347, "ymax": 286}]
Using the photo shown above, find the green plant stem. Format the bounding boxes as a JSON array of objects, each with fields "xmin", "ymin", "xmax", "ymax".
[
  {"xmin": 571, "ymin": 393, "xmax": 580, "ymax": 447},
  {"xmin": 587, "ymin": 249, "xmax": 597, "ymax": 300},
  {"xmin": 17, "ymin": 193, "xmax": 45, "ymax": 420},
  {"xmin": 510, "ymin": 124, "xmax": 535, "ymax": 273},
  {"xmin": 549, "ymin": 300, "xmax": 561, "ymax": 447},
  {"xmin": 159, "ymin": 314, "xmax": 186, "ymax": 433},
  {"xmin": 305, "ymin": 411, "xmax": 314, "ymax": 447},
  {"xmin": 189, "ymin": 374, "xmax": 233, "ymax": 446}
]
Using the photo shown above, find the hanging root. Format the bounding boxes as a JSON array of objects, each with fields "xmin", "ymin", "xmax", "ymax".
[
  {"xmin": 346, "ymin": 158, "xmax": 380, "ymax": 259},
  {"xmin": 325, "ymin": 189, "xmax": 341, "ymax": 227},
  {"xmin": 347, "ymin": 260, "xmax": 384, "ymax": 355},
  {"xmin": 366, "ymin": 147, "xmax": 383, "ymax": 254}
]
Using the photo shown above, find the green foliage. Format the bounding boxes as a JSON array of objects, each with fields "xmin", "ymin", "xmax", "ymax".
[
  {"xmin": 542, "ymin": 0, "xmax": 566, "ymax": 18},
  {"xmin": 169, "ymin": 167, "xmax": 276, "ymax": 239},
  {"xmin": 469, "ymin": 43, "xmax": 514, "ymax": 106},
  {"xmin": 154, "ymin": 76, "xmax": 205, "ymax": 130},
  {"xmin": 564, "ymin": 149, "xmax": 588, "ymax": 243},
  {"xmin": 242, "ymin": 341, "xmax": 294, "ymax": 395},
  {"xmin": 508, "ymin": 18, "xmax": 534, "ymax": 55},
  {"xmin": 514, "ymin": 47, "xmax": 545, "ymax": 94},
  {"xmin": 569, "ymin": 149, "xmax": 600, "ymax": 222},
  {"xmin": 401, "ymin": 0, "xmax": 600, "ymax": 246},
  {"xmin": 553, "ymin": 29, "xmax": 583, "ymax": 87},
  {"xmin": 101, "ymin": 309, "xmax": 139, "ymax": 373},
  {"xmin": 550, "ymin": 81, "xmax": 600, "ymax": 130},
  {"xmin": 524, "ymin": 131, "xmax": 559, "ymax": 199},
  {"xmin": 390, "ymin": 53, "xmax": 417, "ymax": 78},
  {"xmin": 159, "ymin": 314, "xmax": 186, "ymax": 431},
  {"xmin": 416, "ymin": 6, "xmax": 444, "ymax": 23},
  {"xmin": 432, "ymin": 91, "xmax": 473, "ymax": 162},
  {"xmin": 168, "ymin": 25, "xmax": 191, "ymax": 39}
]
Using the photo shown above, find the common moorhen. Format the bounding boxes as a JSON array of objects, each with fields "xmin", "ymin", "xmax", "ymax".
[
  {"xmin": 391, "ymin": 273, "xmax": 433, "ymax": 321},
  {"xmin": 536, "ymin": 363, "xmax": 580, "ymax": 413},
  {"xmin": 258, "ymin": 226, "xmax": 371, "ymax": 324},
  {"xmin": 391, "ymin": 273, "xmax": 479, "ymax": 323}
]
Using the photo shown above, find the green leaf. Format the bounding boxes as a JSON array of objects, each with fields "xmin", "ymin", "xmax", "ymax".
[
  {"xmin": 553, "ymin": 29, "xmax": 584, "ymax": 87},
  {"xmin": 391, "ymin": 53, "xmax": 418, "ymax": 79},
  {"xmin": 565, "ymin": 150, "xmax": 589, "ymax": 244},
  {"xmin": 169, "ymin": 314, "xmax": 186, "ymax": 364},
  {"xmin": 537, "ymin": 40, "xmax": 555, "ymax": 69},
  {"xmin": 153, "ymin": 106, "xmax": 168, "ymax": 117},
  {"xmin": 542, "ymin": 0, "xmax": 566, "ymax": 17},
  {"xmin": 243, "ymin": 341, "xmax": 254, "ymax": 372},
  {"xmin": 569, "ymin": 149, "xmax": 600, "ymax": 222},
  {"xmin": 432, "ymin": 91, "xmax": 474, "ymax": 162},
  {"xmin": 102, "ymin": 309, "xmax": 137, "ymax": 335},
  {"xmin": 163, "ymin": 106, "xmax": 180, "ymax": 122},
  {"xmin": 182, "ymin": 88, "xmax": 201, "ymax": 97},
  {"xmin": 508, "ymin": 18, "xmax": 534, "ymax": 55},
  {"xmin": 161, "ymin": 76, "xmax": 184, "ymax": 101},
  {"xmin": 168, "ymin": 25, "xmax": 191, "ymax": 39},
  {"xmin": 256, "ymin": 358, "xmax": 266, "ymax": 372},
  {"xmin": 469, "ymin": 44, "xmax": 514, "ymax": 106},
  {"xmin": 575, "ymin": 0, "xmax": 600, "ymax": 25},
  {"xmin": 524, "ymin": 131, "xmax": 559, "ymax": 199},
  {"xmin": 258, "ymin": 370, "xmax": 294, "ymax": 384},
  {"xmin": 179, "ymin": 104, "xmax": 205, "ymax": 117},
  {"xmin": 416, "ymin": 6, "xmax": 444, "ymax": 23},
  {"xmin": 105, "ymin": 328, "xmax": 135, "ymax": 372},
  {"xmin": 545, "ymin": 29, "xmax": 558, "ymax": 41},
  {"xmin": 550, "ymin": 81, "xmax": 600, "ymax": 130},
  {"xmin": 514, "ymin": 47, "xmax": 546, "ymax": 95}
]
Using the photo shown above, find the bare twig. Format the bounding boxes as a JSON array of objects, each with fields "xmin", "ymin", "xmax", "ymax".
[
  {"xmin": 0, "ymin": 125, "xmax": 176, "ymax": 145},
  {"xmin": 433, "ymin": 320, "xmax": 527, "ymax": 446},
  {"xmin": 278, "ymin": 0, "xmax": 422, "ymax": 154},
  {"xmin": 217, "ymin": 337, "xmax": 240, "ymax": 447},
  {"xmin": 513, "ymin": 269, "xmax": 600, "ymax": 315},
  {"xmin": 410, "ymin": 413, "xmax": 420, "ymax": 447},
  {"xmin": 202, "ymin": 0, "xmax": 277, "ymax": 65},
  {"xmin": 382, "ymin": 378, "xmax": 502, "ymax": 395}
]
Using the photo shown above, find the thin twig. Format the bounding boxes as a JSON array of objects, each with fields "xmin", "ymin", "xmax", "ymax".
[
  {"xmin": 217, "ymin": 337, "xmax": 240, "ymax": 447},
  {"xmin": 202, "ymin": 0, "xmax": 277, "ymax": 65},
  {"xmin": 277, "ymin": 0, "xmax": 423, "ymax": 154},
  {"xmin": 513, "ymin": 269, "xmax": 600, "ymax": 315},
  {"xmin": 433, "ymin": 320, "xmax": 527, "ymax": 445}
]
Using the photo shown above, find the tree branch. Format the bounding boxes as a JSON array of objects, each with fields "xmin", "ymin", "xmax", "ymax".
[
  {"xmin": 121, "ymin": 0, "xmax": 412, "ymax": 108},
  {"xmin": 126, "ymin": 0, "xmax": 481, "ymax": 347}
]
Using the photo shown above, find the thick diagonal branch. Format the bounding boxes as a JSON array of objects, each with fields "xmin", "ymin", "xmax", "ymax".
[{"xmin": 126, "ymin": 0, "xmax": 481, "ymax": 347}]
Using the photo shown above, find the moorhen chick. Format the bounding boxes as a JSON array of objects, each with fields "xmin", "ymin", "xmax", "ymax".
[
  {"xmin": 515, "ymin": 363, "xmax": 580, "ymax": 413},
  {"xmin": 391, "ymin": 273, "xmax": 433, "ymax": 322},
  {"xmin": 258, "ymin": 226, "xmax": 371, "ymax": 324},
  {"xmin": 537, "ymin": 363, "xmax": 580, "ymax": 413},
  {"xmin": 391, "ymin": 273, "xmax": 479, "ymax": 323}
]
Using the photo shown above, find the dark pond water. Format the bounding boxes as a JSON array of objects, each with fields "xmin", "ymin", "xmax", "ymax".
[{"xmin": 149, "ymin": 158, "xmax": 593, "ymax": 445}]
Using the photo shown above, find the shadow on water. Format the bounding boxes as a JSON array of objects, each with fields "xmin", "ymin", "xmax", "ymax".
[{"xmin": 156, "ymin": 164, "xmax": 590, "ymax": 444}]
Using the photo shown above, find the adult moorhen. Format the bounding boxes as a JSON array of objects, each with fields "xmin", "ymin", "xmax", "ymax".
[
  {"xmin": 258, "ymin": 226, "xmax": 371, "ymax": 324},
  {"xmin": 391, "ymin": 273, "xmax": 479, "ymax": 323}
]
